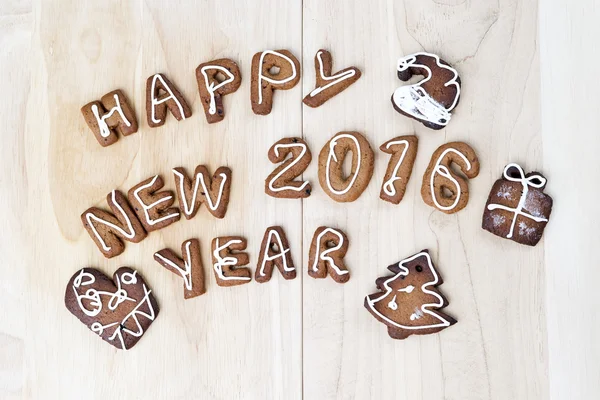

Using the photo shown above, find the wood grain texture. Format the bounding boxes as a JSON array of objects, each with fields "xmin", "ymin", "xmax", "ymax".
[{"xmin": 0, "ymin": 0, "xmax": 596, "ymax": 399}]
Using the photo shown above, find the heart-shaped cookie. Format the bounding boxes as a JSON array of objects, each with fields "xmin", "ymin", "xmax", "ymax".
[{"xmin": 65, "ymin": 267, "xmax": 159, "ymax": 350}]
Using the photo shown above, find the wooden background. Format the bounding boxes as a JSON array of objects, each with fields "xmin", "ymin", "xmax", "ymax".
[{"xmin": 1, "ymin": 0, "xmax": 598, "ymax": 399}]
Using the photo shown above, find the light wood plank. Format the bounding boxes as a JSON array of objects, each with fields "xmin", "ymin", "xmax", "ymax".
[{"xmin": 301, "ymin": 1, "xmax": 546, "ymax": 399}]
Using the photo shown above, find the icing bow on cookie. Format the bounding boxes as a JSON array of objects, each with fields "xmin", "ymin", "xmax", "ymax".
[{"xmin": 500, "ymin": 163, "xmax": 546, "ymax": 189}]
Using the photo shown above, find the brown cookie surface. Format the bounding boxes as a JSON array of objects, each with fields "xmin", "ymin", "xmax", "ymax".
[
  {"xmin": 81, "ymin": 89, "xmax": 138, "ymax": 147},
  {"xmin": 391, "ymin": 52, "xmax": 461, "ymax": 130},
  {"xmin": 146, "ymin": 73, "xmax": 192, "ymax": 127},
  {"xmin": 421, "ymin": 141, "xmax": 479, "ymax": 214},
  {"xmin": 172, "ymin": 165, "xmax": 232, "ymax": 219},
  {"xmin": 482, "ymin": 163, "xmax": 552, "ymax": 246},
  {"xmin": 128, "ymin": 175, "xmax": 180, "ymax": 232},
  {"xmin": 308, "ymin": 226, "xmax": 350, "ymax": 283},
  {"xmin": 303, "ymin": 49, "xmax": 361, "ymax": 108},
  {"xmin": 81, "ymin": 190, "xmax": 147, "ymax": 258},
  {"xmin": 211, "ymin": 236, "xmax": 252, "ymax": 287},
  {"xmin": 255, "ymin": 226, "xmax": 296, "ymax": 283},
  {"xmin": 364, "ymin": 250, "xmax": 456, "ymax": 340},
  {"xmin": 265, "ymin": 137, "xmax": 312, "ymax": 199},
  {"xmin": 318, "ymin": 131, "xmax": 374, "ymax": 202},
  {"xmin": 154, "ymin": 238, "xmax": 206, "ymax": 299},
  {"xmin": 196, "ymin": 58, "xmax": 241, "ymax": 124},
  {"xmin": 251, "ymin": 49, "xmax": 300, "ymax": 115},
  {"xmin": 379, "ymin": 135, "xmax": 418, "ymax": 204},
  {"xmin": 65, "ymin": 267, "xmax": 159, "ymax": 350}
]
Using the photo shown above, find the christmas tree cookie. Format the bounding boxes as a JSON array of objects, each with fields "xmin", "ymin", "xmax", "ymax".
[{"xmin": 364, "ymin": 250, "xmax": 456, "ymax": 339}]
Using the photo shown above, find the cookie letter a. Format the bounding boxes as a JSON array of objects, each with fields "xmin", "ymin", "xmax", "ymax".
[
  {"xmin": 251, "ymin": 50, "xmax": 300, "ymax": 115},
  {"xmin": 255, "ymin": 226, "xmax": 296, "ymax": 283},
  {"xmin": 146, "ymin": 73, "xmax": 192, "ymax": 127}
]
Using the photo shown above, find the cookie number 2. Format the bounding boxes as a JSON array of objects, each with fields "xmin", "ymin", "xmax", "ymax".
[{"xmin": 265, "ymin": 137, "xmax": 312, "ymax": 199}]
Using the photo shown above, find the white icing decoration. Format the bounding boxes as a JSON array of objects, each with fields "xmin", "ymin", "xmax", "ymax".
[
  {"xmin": 366, "ymin": 251, "xmax": 453, "ymax": 331},
  {"xmin": 72, "ymin": 269, "xmax": 155, "ymax": 350},
  {"xmin": 85, "ymin": 190, "xmax": 137, "ymax": 252},
  {"xmin": 154, "ymin": 240, "xmax": 194, "ymax": 290},
  {"xmin": 392, "ymin": 52, "xmax": 460, "ymax": 126},
  {"xmin": 212, "ymin": 238, "xmax": 251, "ymax": 281},
  {"xmin": 200, "ymin": 65, "xmax": 235, "ymax": 115},
  {"xmin": 311, "ymin": 228, "xmax": 348, "ymax": 276},
  {"xmin": 268, "ymin": 142, "xmax": 309, "ymax": 193},
  {"xmin": 91, "ymin": 93, "xmax": 131, "ymax": 138},
  {"xmin": 132, "ymin": 175, "xmax": 179, "ymax": 226},
  {"xmin": 257, "ymin": 50, "xmax": 297, "ymax": 105},
  {"xmin": 387, "ymin": 295, "xmax": 398, "ymax": 310},
  {"xmin": 149, "ymin": 74, "xmax": 186, "ymax": 124},
  {"xmin": 429, "ymin": 148, "xmax": 471, "ymax": 211},
  {"xmin": 382, "ymin": 139, "xmax": 410, "ymax": 196},
  {"xmin": 258, "ymin": 229, "xmax": 293, "ymax": 277},
  {"xmin": 487, "ymin": 163, "xmax": 548, "ymax": 239},
  {"xmin": 173, "ymin": 169, "xmax": 227, "ymax": 216},
  {"xmin": 325, "ymin": 133, "xmax": 361, "ymax": 196},
  {"xmin": 308, "ymin": 50, "xmax": 356, "ymax": 97}
]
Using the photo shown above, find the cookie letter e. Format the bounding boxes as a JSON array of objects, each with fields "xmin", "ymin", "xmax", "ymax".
[{"xmin": 251, "ymin": 50, "xmax": 300, "ymax": 115}]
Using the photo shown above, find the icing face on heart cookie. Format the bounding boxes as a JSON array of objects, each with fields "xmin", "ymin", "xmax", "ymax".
[
  {"xmin": 391, "ymin": 52, "xmax": 461, "ymax": 130},
  {"xmin": 64, "ymin": 267, "xmax": 159, "ymax": 350}
]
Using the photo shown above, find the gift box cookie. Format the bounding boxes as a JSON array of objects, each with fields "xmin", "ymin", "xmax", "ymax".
[{"xmin": 482, "ymin": 163, "xmax": 553, "ymax": 246}]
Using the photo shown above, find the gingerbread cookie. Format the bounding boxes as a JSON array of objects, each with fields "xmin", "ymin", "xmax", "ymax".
[
  {"xmin": 255, "ymin": 226, "xmax": 295, "ymax": 283},
  {"xmin": 251, "ymin": 49, "xmax": 300, "ymax": 115},
  {"xmin": 421, "ymin": 142, "xmax": 479, "ymax": 214},
  {"xmin": 318, "ymin": 131, "xmax": 374, "ymax": 202},
  {"xmin": 303, "ymin": 49, "xmax": 361, "ymax": 108},
  {"xmin": 128, "ymin": 175, "xmax": 180, "ymax": 232},
  {"xmin": 146, "ymin": 73, "xmax": 192, "ymax": 127},
  {"xmin": 81, "ymin": 190, "xmax": 147, "ymax": 258},
  {"xmin": 65, "ymin": 267, "xmax": 159, "ymax": 350},
  {"xmin": 211, "ymin": 236, "xmax": 252, "ymax": 287},
  {"xmin": 265, "ymin": 137, "xmax": 312, "ymax": 199},
  {"xmin": 308, "ymin": 227, "xmax": 349, "ymax": 283},
  {"xmin": 392, "ymin": 52, "xmax": 461, "ymax": 130},
  {"xmin": 154, "ymin": 238, "xmax": 206, "ymax": 299},
  {"xmin": 379, "ymin": 135, "xmax": 418, "ymax": 204},
  {"xmin": 482, "ymin": 163, "xmax": 552, "ymax": 246},
  {"xmin": 172, "ymin": 165, "xmax": 232, "ymax": 219},
  {"xmin": 364, "ymin": 250, "xmax": 456, "ymax": 340},
  {"xmin": 81, "ymin": 89, "xmax": 138, "ymax": 147},
  {"xmin": 196, "ymin": 59, "xmax": 241, "ymax": 124}
]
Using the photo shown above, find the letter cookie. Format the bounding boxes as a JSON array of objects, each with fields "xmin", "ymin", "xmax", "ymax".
[
  {"xmin": 303, "ymin": 49, "xmax": 361, "ymax": 108},
  {"xmin": 196, "ymin": 58, "xmax": 242, "ymax": 124},
  {"xmin": 318, "ymin": 131, "xmax": 374, "ymax": 202},
  {"xmin": 255, "ymin": 226, "xmax": 295, "ymax": 283},
  {"xmin": 482, "ymin": 163, "xmax": 553, "ymax": 246},
  {"xmin": 146, "ymin": 73, "xmax": 192, "ymax": 127},
  {"xmin": 128, "ymin": 175, "xmax": 180, "ymax": 232},
  {"xmin": 308, "ymin": 227, "xmax": 350, "ymax": 283},
  {"xmin": 392, "ymin": 52, "xmax": 461, "ymax": 130},
  {"xmin": 65, "ymin": 267, "xmax": 159, "ymax": 350},
  {"xmin": 265, "ymin": 137, "xmax": 312, "ymax": 199},
  {"xmin": 211, "ymin": 237, "xmax": 252, "ymax": 287},
  {"xmin": 251, "ymin": 49, "xmax": 300, "ymax": 115},
  {"xmin": 81, "ymin": 89, "xmax": 138, "ymax": 147},
  {"xmin": 421, "ymin": 142, "xmax": 479, "ymax": 214},
  {"xmin": 81, "ymin": 190, "xmax": 147, "ymax": 258},
  {"xmin": 154, "ymin": 238, "xmax": 206, "ymax": 299},
  {"xmin": 364, "ymin": 250, "xmax": 456, "ymax": 340},
  {"xmin": 172, "ymin": 165, "xmax": 232, "ymax": 219},
  {"xmin": 379, "ymin": 135, "xmax": 418, "ymax": 204}
]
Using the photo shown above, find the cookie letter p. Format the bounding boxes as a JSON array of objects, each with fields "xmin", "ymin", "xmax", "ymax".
[{"xmin": 251, "ymin": 50, "xmax": 300, "ymax": 115}]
